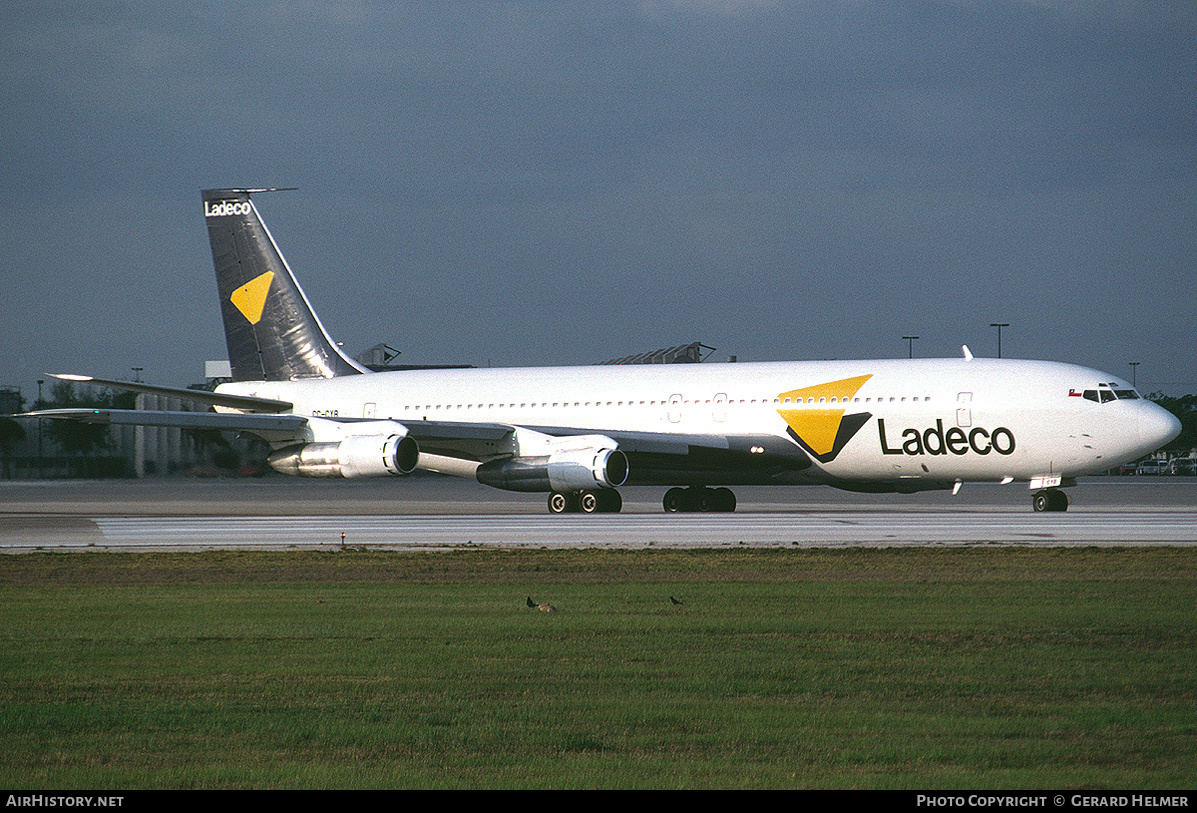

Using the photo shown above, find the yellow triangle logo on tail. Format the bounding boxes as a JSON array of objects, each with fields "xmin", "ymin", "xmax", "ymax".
[
  {"xmin": 776, "ymin": 374, "xmax": 873, "ymax": 458},
  {"xmin": 230, "ymin": 271, "xmax": 274, "ymax": 325}
]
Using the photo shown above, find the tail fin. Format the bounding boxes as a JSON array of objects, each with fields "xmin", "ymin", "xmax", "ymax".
[{"xmin": 202, "ymin": 188, "xmax": 366, "ymax": 381}]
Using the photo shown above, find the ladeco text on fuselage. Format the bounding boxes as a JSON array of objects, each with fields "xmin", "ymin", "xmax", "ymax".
[{"xmin": 877, "ymin": 418, "xmax": 1016, "ymax": 457}]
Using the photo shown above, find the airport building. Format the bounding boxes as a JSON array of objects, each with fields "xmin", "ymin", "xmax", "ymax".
[{"xmin": 0, "ymin": 365, "xmax": 262, "ymax": 479}]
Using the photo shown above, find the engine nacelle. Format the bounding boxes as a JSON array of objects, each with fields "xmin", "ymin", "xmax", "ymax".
[
  {"xmin": 268, "ymin": 434, "xmax": 420, "ymax": 478},
  {"xmin": 476, "ymin": 446, "xmax": 629, "ymax": 493}
]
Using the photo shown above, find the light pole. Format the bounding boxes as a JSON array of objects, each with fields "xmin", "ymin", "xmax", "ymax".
[
  {"xmin": 902, "ymin": 336, "xmax": 919, "ymax": 359},
  {"xmin": 1129, "ymin": 362, "xmax": 1139, "ymax": 387},
  {"xmin": 990, "ymin": 323, "xmax": 1009, "ymax": 358}
]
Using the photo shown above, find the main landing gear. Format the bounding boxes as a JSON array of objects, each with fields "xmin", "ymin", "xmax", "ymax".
[
  {"xmin": 1032, "ymin": 489, "xmax": 1070, "ymax": 512},
  {"xmin": 545, "ymin": 486, "xmax": 741, "ymax": 514},
  {"xmin": 662, "ymin": 486, "xmax": 737, "ymax": 513},
  {"xmin": 548, "ymin": 489, "xmax": 623, "ymax": 514}
]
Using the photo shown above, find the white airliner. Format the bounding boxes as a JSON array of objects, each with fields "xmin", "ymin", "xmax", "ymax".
[{"xmin": 33, "ymin": 188, "xmax": 1180, "ymax": 514}]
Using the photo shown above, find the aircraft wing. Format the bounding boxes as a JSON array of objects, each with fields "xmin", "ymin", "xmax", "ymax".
[
  {"xmin": 400, "ymin": 420, "xmax": 806, "ymax": 465},
  {"xmin": 30, "ymin": 404, "xmax": 807, "ymax": 463}
]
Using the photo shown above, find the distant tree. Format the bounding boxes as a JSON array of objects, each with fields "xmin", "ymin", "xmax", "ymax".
[
  {"xmin": 0, "ymin": 418, "xmax": 25, "ymax": 455},
  {"xmin": 40, "ymin": 381, "xmax": 122, "ymax": 457},
  {"xmin": 1148, "ymin": 393, "xmax": 1197, "ymax": 453},
  {"xmin": 0, "ymin": 418, "xmax": 24, "ymax": 478}
]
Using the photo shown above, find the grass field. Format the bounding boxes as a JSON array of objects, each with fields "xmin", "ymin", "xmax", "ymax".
[{"xmin": 1, "ymin": 547, "xmax": 1195, "ymax": 789}]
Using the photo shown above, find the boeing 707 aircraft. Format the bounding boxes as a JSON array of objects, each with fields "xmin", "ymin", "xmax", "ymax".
[{"xmin": 32, "ymin": 188, "xmax": 1181, "ymax": 514}]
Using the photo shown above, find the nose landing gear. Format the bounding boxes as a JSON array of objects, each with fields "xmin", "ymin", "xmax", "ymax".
[{"xmin": 1032, "ymin": 489, "xmax": 1069, "ymax": 512}]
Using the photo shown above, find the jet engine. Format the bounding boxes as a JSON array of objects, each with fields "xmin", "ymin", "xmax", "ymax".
[
  {"xmin": 476, "ymin": 446, "xmax": 629, "ymax": 493},
  {"xmin": 267, "ymin": 433, "xmax": 420, "ymax": 478}
]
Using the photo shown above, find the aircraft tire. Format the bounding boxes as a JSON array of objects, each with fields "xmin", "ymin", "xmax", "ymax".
[
  {"xmin": 597, "ymin": 489, "xmax": 623, "ymax": 513},
  {"xmin": 578, "ymin": 490, "xmax": 599, "ymax": 514},
  {"xmin": 1050, "ymin": 490, "xmax": 1070, "ymax": 512},
  {"xmin": 549, "ymin": 491, "xmax": 578, "ymax": 514},
  {"xmin": 714, "ymin": 487, "xmax": 737, "ymax": 513},
  {"xmin": 663, "ymin": 488, "xmax": 686, "ymax": 513},
  {"xmin": 1033, "ymin": 489, "xmax": 1069, "ymax": 512}
]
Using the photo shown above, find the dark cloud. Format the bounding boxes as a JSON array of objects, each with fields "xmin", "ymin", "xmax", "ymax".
[{"xmin": 2, "ymin": 1, "xmax": 1194, "ymax": 403}]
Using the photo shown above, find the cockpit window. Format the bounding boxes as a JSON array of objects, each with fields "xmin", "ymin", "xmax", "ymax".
[{"xmin": 1078, "ymin": 387, "xmax": 1141, "ymax": 404}]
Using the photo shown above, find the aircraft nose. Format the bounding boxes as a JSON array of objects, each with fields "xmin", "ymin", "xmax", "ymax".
[{"xmin": 1140, "ymin": 401, "xmax": 1181, "ymax": 451}]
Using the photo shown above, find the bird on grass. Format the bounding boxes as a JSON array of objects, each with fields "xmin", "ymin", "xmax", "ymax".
[
  {"xmin": 670, "ymin": 596, "xmax": 683, "ymax": 605},
  {"xmin": 527, "ymin": 596, "xmax": 556, "ymax": 612}
]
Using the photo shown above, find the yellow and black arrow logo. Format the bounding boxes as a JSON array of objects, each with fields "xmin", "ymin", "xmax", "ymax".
[
  {"xmin": 776, "ymin": 374, "xmax": 872, "ymax": 462},
  {"xmin": 229, "ymin": 271, "xmax": 274, "ymax": 325}
]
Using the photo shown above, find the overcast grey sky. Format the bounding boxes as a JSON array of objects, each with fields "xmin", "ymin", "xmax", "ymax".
[{"xmin": 2, "ymin": 1, "xmax": 1194, "ymax": 404}]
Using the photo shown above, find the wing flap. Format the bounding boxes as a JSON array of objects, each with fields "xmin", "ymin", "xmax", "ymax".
[
  {"xmin": 27, "ymin": 408, "xmax": 308, "ymax": 433},
  {"xmin": 403, "ymin": 420, "xmax": 513, "ymax": 443},
  {"xmin": 513, "ymin": 424, "xmax": 727, "ymax": 456},
  {"xmin": 402, "ymin": 419, "xmax": 514, "ymax": 462}
]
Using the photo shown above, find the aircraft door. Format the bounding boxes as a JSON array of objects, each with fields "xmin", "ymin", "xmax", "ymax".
[
  {"xmin": 713, "ymin": 393, "xmax": 728, "ymax": 423},
  {"xmin": 956, "ymin": 392, "xmax": 972, "ymax": 428},
  {"xmin": 668, "ymin": 394, "xmax": 683, "ymax": 423}
]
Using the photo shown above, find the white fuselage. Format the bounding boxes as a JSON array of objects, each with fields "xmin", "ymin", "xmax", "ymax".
[{"xmin": 217, "ymin": 356, "xmax": 1178, "ymax": 489}]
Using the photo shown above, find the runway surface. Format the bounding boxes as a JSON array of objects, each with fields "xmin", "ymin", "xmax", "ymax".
[{"xmin": 3, "ymin": 476, "xmax": 1196, "ymax": 551}]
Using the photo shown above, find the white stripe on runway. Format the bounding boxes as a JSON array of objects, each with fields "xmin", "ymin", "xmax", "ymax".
[{"xmin": 59, "ymin": 511, "xmax": 1197, "ymax": 550}]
